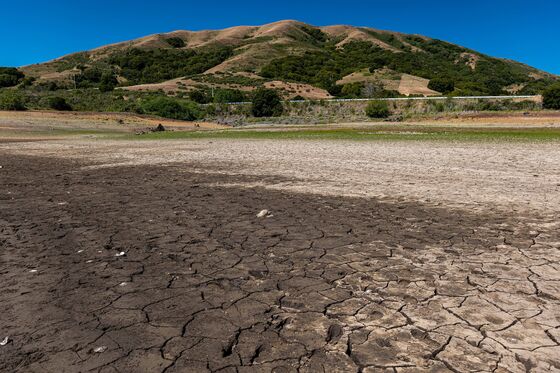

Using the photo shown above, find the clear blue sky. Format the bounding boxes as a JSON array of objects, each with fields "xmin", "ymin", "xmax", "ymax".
[{"xmin": 1, "ymin": 0, "xmax": 558, "ymax": 74}]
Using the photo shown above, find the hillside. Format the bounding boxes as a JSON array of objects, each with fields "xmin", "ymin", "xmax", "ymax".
[{"xmin": 14, "ymin": 20, "xmax": 558, "ymax": 99}]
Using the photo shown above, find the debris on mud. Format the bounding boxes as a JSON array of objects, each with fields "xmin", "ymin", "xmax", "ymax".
[
  {"xmin": 326, "ymin": 324, "xmax": 343, "ymax": 343},
  {"xmin": 29, "ymin": 269, "xmax": 37, "ymax": 273},
  {"xmin": 0, "ymin": 337, "xmax": 9, "ymax": 346},
  {"xmin": 92, "ymin": 346, "xmax": 107, "ymax": 353},
  {"xmin": 256, "ymin": 209, "xmax": 272, "ymax": 218},
  {"xmin": 135, "ymin": 124, "xmax": 166, "ymax": 135},
  {"xmin": 115, "ymin": 251, "xmax": 126, "ymax": 257}
]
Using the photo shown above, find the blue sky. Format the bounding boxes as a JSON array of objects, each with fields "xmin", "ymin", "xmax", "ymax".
[{"xmin": 1, "ymin": 0, "xmax": 558, "ymax": 74}]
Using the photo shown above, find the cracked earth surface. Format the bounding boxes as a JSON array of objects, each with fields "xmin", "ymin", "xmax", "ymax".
[{"xmin": 1, "ymin": 140, "xmax": 560, "ymax": 372}]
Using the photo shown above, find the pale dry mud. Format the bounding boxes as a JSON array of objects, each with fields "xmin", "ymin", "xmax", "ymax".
[
  {"xmin": 2, "ymin": 139, "xmax": 560, "ymax": 213},
  {"xmin": 0, "ymin": 139, "xmax": 560, "ymax": 372}
]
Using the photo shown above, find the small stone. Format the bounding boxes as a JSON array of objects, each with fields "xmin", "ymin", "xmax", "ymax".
[
  {"xmin": 93, "ymin": 346, "xmax": 107, "ymax": 353},
  {"xmin": 115, "ymin": 251, "xmax": 126, "ymax": 257},
  {"xmin": 257, "ymin": 209, "xmax": 271, "ymax": 218},
  {"xmin": 0, "ymin": 337, "xmax": 9, "ymax": 346},
  {"xmin": 327, "ymin": 324, "xmax": 343, "ymax": 343},
  {"xmin": 29, "ymin": 269, "xmax": 38, "ymax": 273},
  {"xmin": 119, "ymin": 282, "xmax": 127, "ymax": 287}
]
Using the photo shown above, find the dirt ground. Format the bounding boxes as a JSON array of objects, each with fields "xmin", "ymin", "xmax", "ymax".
[
  {"xmin": 0, "ymin": 111, "xmax": 224, "ymax": 135},
  {"xmin": 1, "ymin": 135, "xmax": 560, "ymax": 372}
]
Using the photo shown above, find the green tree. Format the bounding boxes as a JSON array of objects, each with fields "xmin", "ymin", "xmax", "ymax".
[
  {"xmin": 369, "ymin": 56, "xmax": 388, "ymax": 72},
  {"xmin": 99, "ymin": 73, "xmax": 118, "ymax": 92},
  {"xmin": 365, "ymin": 100, "xmax": 390, "ymax": 118},
  {"xmin": 428, "ymin": 78, "xmax": 455, "ymax": 95},
  {"xmin": 20, "ymin": 76, "xmax": 36, "ymax": 88},
  {"xmin": 49, "ymin": 96, "xmax": 72, "ymax": 111},
  {"xmin": 543, "ymin": 84, "xmax": 560, "ymax": 110},
  {"xmin": 141, "ymin": 96, "xmax": 201, "ymax": 120},
  {"xmin": 214, "ymin": 88, "xmax": 245, "ymax": 103},
  {"xmin": 0, "ymin": 67, "xmax": 25, "ymax": 88},
  {"xmin": 327, "ymin": 84, "xmax": 342, "ymax": 97},
  {"xmin": 0, "ymin": 90, "xmax": 26, "ymax": 111},
  {"xmin": 341, "ymin": 82, "xmax": 364, "ymax": 98},
  {"xmin": 166, "ymin": 37, "xmax": 185, "ymax": 48},
  {"xmin": 251, "ymin": 88, "xmax": 283, "ymax": 117},
  {"xmin": 189, "ymin": 89, "xmax": 210, "ymax": 104}
]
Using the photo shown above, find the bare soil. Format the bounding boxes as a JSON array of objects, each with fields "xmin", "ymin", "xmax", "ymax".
[
  {"xmin": 0, "ymin": 111, "xmax": 225, "ymax": 134},
  {"xmin": 1, "ymin": 135, "xmax": 560, "ymax": 372}
]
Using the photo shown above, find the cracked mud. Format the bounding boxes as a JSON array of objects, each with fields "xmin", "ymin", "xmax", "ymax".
[{"xmin": 1, "ymin": 152, "xmax": 560, "ymax": 372}]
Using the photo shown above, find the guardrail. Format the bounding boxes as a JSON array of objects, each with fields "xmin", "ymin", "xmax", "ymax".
[{"xmin": 220, "ymin": 95, "xmax": 541, "ymax": 106}]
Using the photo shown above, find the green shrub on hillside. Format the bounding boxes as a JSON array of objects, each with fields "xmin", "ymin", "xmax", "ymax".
[
  {"xmin": 0, "ymin": 67, "xmax": 25, "ymax": 88},
  {"xmin": 166, "ymin": 37, "xmax": 186, "ymax": 48},
  {"xmin": 99, "ymin": 73, "xmax": 118, "ymax": 92},
  {"xmin": 189, "ymin": 89, "xmax": 210, "ymax": 104},
  {"xmin": 20, "ymin": 76, "xmax": 36, "ymax": 88},
  {"xmin": 260, "ymin": 39, "xmax": 533, "ymax": 96},
  {"xmin": 141, "ymin": 96, "xmax": 201, "ymax": 120},
  {"xmin": 300, "ymin": 26, "xmax": 327, "ymax": 43},
  {"xmin": 48, "ymin": 96, "xmax": 72, "ymax": 111},
  {"xmin": 75, "ymin": 67, "xmax": 104, "ymax": 87},
  {"xmin": 369, "ymin": 56, "xmax": 389, "ymax": 72},
  {"xmin": 214, "ymin": 88, "xmax": 246, "ymax": 103},
  {"xmin": 108, "ymin": 46, "xmax": 233, "ymax": 85},
  {"xmin": 428, "ymin": 78, "xmax": 455, "ymax": 95},
  {"xmin": 341, "ymin": 82, "xmax": 364, "ymax": 98},
  {"xmin": 251, "ymin": 88, "xmax": 283, "ymax": 117},
  {"xmin": 0, "ymin": 90, "xmax": 26, "ymax": 110},
  {"xmin": 365, "ymin": 100, "xmax": 390, "ymax": 118},
  {"xmin": 543, "ymin": 84, "xmax": 560, "ymax": 110}
]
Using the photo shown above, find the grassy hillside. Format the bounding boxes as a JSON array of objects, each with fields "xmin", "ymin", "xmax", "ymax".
[{"xmin": 12, "ymin": 20, "xmax": 556, "ymax": 99}]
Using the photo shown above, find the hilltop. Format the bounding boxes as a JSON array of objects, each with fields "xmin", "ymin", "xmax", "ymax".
[{"xmin": 16, "ymin": 20, "xmax": 557, "ymax": 100}]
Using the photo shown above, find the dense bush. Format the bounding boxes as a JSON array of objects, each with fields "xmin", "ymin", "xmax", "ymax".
[
  {"xmin": 0, "ymin": 90, "xmax": 26, "ymax": 110},
  {"xmin": 543, "ymin": 84, "xmax": 560, "ymax": 110},
  {"xmin": 0, "ymin": 67, "xmax": 25, "ymax": 88},
  {"xmin": 519, "ymin": 79, "xmax": 557, "ymax": 95},
  {"xmin": 189, "ymin": 89, "xmax": 210, "ymax": 104},
  {"xmin": 99, "ymin": 73, "xmax": 118, "ymax": 92},
  {"xmin": 300, "ymin": 26, "xmax": 327, "ymax": 43},
  {"xmin": 75, "ymin": 67, "xmax": 103, "ymax": 88},
  {"xmin": 108, "ymin": 46, "xmax": 233, "ymax": 85},
  {"xmin": 340, "ymin": 82, "xmax": 364, "ymax": 98},
  {"xmin": 428, "ymin": 78, "xmax": 455, "ymax": 94},
  {"xmin": 369, "ymin": 56, "xmax": 389, "ymax": 72},
  {"xmin": 20, "ymin": 76, "xmax": 36, "ymax": 88},
  {"xmin": 48, "ymin": 96, "xmax": 72, "ymax": 111},
  {"xmin": 166, "ymin": 37, "xmax": 186, "ymax": 48},
  {"xmin": 141, "ymin": 96, "xmax": 201, "ymax": 120},
  {"xmin": 251, "ymin": 88, "xmax": 283, "ymax": 117},
  {"xmin": 213, "ymin": 88, "xmax": 246, "ymax": 103},
  {"xmin": 260, "ymin": 39, "xmax": 534, "ymax": 96},
  {"xmin": 365, "ymin": 100, "xmax": 390, "ymax": 118}
]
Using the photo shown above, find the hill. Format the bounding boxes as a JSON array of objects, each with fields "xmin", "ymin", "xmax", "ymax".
[{"xmin": 11, "ymin": 20, "xmax": 559, "ymax": 100}]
